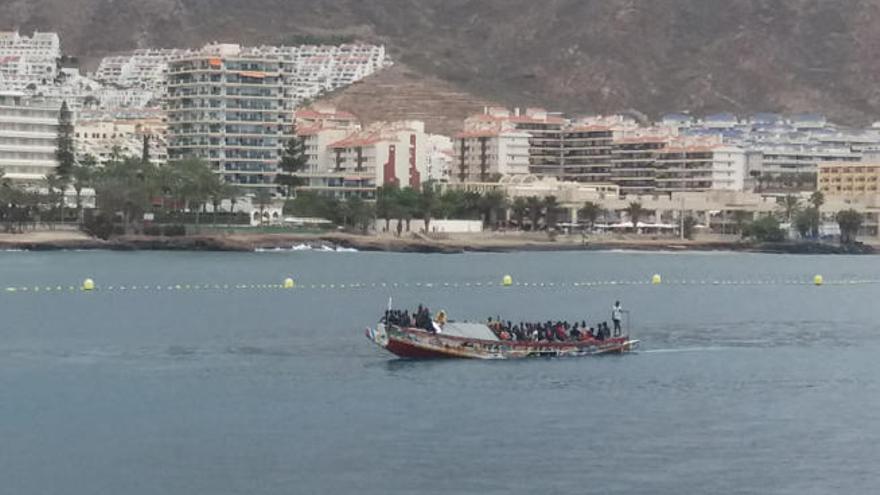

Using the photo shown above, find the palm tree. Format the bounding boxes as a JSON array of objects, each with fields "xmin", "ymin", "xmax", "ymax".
[
  {"xmin": 579, "ymin": 201, "xmax": 602, "ymax": 232},
  {"xmin": 210, "ymin": 183, "xmax": 238, "ymax": 226},
  {"xmin": 44, "ymin": 173, "xmax": 65, "ymax": 228},
  {"xmin": 624, "ymin": 202, "xmax": 645, "ymax": 233},
  {"xmin": 543, "ymin": 195, "xmax": 561, "ymax": 230},
  {"xmin": 376, "ymin": 186, "xmax": 398, "ymax": 232},
  {"xmin": 479, "ymin": 190, "xmax": 507, "ymax": 229},
  {"xmin": 418, "ymin": 184, "xmax": 440, "ymax": 233},
  {"xmin": 72, "ymin": 155, "xmax": 96, "ymax": 225},
  {"xmin": 511, "ymin": 197, "xmax": 528, "ymax": 230},
  {"xmin": 809, "ymin": 191, "xmax": 825, "ymax": 210},
  {"xmin": 525, "ymin": 196, "xmax": 544, "ymax": 231},
  {"xmin": 253, "ymin": 188, "xmax": 274, "ymax": 226},
  {"xmin": 732, "ymin": 210, "xmax": 751, "ymax": 235},
  {"xmin": 836, "ymin": 209, "xmax": 863, "ymax": 244},
  {"xmin": 778, "ymin": 194, "xmax": 801, "ymax": 223}
]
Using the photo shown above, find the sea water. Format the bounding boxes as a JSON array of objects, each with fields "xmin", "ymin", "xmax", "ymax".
[{"xmin": 1, "ymin": 250, "xmax": 878, "ymax": 494}]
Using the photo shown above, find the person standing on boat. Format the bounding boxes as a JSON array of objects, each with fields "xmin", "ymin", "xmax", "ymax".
[{"xmin": 612, "ymin": 301, "xmax": 624, "ymax": 336}]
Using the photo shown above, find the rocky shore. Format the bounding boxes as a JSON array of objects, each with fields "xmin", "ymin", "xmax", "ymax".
[{"xmin": 0, "ymin": 230, "xmax": 875, "ymax": 255}]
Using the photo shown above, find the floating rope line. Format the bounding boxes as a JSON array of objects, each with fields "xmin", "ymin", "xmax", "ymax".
[{"xmin": 2, "ymin": 276, "xmax": 880, "ymax": 297}]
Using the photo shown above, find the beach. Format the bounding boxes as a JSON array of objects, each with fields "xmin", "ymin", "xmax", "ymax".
[{"xmin": 0, "ymin": 229, "xmax": 874, "ymax": 254}]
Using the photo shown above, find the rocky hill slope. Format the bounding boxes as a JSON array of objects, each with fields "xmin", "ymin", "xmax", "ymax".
[{"xmin": 4, "ymin": 0, "xmax": 880, "ymax": 123}]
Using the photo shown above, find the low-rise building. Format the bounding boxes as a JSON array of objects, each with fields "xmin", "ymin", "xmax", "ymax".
[{"xmin": 75, "ymin": 116, "xmax": 167, "ymax": 164}]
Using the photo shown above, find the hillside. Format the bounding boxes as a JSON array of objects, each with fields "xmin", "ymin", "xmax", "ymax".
[
  {"xmin": 4, "ymin": 0, "xmax": 880, "ymax": 124},
  {"xmin": 318, "ymin": 65, "xmax": 497, "ymax": 135}
]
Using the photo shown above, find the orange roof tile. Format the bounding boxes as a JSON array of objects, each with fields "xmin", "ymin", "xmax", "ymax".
[{"xmin": 329, "ymin": 133, "xmax": 384, "ymax": 148}]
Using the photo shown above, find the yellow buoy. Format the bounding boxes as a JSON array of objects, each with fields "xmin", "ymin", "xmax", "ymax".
[
  {"xmin": 814, "ymin": 275, "xmax": 824, "ymax": 286},
  {"xmin": 502, "ymin": 275, "xmax": 513, "ymax": 287},
  {"xmin": 652, "ymin": 274, "xmax": 662, "ymax": 285},
  {"xmin": 283, "ymin": 278, "xmax": 296, "ymax": 289},
  {"xmin": 82, "ymin": 278, "xmax": 95, "ymax": 291}
]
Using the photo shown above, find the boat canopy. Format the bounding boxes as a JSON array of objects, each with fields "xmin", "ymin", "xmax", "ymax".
[{"xmin": 441, "ymin": 322, "xmax": 499, "ymax": 341}]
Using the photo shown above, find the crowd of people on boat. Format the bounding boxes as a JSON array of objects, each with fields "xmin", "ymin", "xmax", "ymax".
[
  {"xmin": 382, "ymin": 302, "xmax": 626, "ymax": 343},
  {"xmin": 487, "ymin": 318, "xmax": 618, "ymax": 342},
  {"xmin": 383, "ymin": 305, "xmax": 438, "ymax": 332}
]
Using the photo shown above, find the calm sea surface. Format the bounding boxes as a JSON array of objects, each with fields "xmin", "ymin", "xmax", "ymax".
[{"xmin": 1, "ymin": 250, "xmax": 879, "ymax": 494}]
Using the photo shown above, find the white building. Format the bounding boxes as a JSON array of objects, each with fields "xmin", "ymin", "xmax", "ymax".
[
  {"xmin": 425, "ymin": 134, "xmax": 453, "ymax": 182},
  {"xmin": 75, "ymin": 116, "xmax": 167, "ymax": 164},
  {"xmin": 0, "ymin": 92, "xmax": 60, "ymax": 182},
  {"xmin": 300, "ymin": 120, "xmax": 429, "ymax": 198},
  {"xmin": 452, "ymin": 129, "xmax": 531, "ymax": 182},
  {"xmin": 165, "ymin": 44, "xmax": 292, "ymax": 191},
  {"xmin": 0, "ymin": 31, "xmax": 61, "ymax": 91},
  {"xmin": 709, "ymin": 146, "xmax": 755, "ymax": 191}
]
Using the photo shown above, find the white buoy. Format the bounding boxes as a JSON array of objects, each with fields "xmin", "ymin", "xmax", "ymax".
[{"xmin": 82, "ymin": 278, "xmax": 95, "ymax": 291}]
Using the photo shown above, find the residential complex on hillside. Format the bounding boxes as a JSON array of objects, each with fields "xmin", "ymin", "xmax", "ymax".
[
  {"xmin": 0, "ymin": 31, "xmax": 61, "ymax": 91},
  {"xmin": 3, "ymin": 28, "xmax": 880, "ymax": 241},
  {"xmin": 451, "ymin": 107, "xmax": 880, "ymax": 197}
]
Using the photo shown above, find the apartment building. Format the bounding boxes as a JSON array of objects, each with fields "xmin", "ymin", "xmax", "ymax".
[
  {"xmin": 425, "ymin": 134, "xmax": 453, "ymax": 182},
  {"xmin": 0, "ymin": 31, "xmax": 61, "ymax": 91},
  {"xmin": 464, "ymin": 107, "xmax": 566, "ymax": 177},
  {"xmin": 653, "ymin": 144, "xmax": 751, "ymax": 194},
  {"xmin": 610, "ymin": 136, "xmax": 667, "ymax": 196},
  {"xmin": 298, "ymin": 120, "xmax": 428, "ymax": 199},
  {"xmin": 295, "ymin": 106, "xmax": 361, "ymax": 176},
  {"xmin": 165, "ymin": 44, "xmax": 291, "ymax": 191},
  {"xmin": 75, "ymin": 116, "xmax": 168, "ymax": 164},
  {"xmin": 818, "ymin": 162, "xmax": 880, "ymax": 198},
  {"xmin": 560, "ymin": 125, "xmax": 614, "ymax": 183},
  {"xmin": 452, "ymin": 129, "xmax": 531, "ymax": 182},
  {"xmin": 0, "ymin": 92, "xmax": 60, "ymax": 182},
  {"xmin": 756, "ymin": 145, "xmax": 860, "ymax": 190}
]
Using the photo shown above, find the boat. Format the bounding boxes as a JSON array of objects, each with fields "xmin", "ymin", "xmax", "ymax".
[{"xmin": 365, "ymin": 318, "xmax": 639, "ymax": 360}]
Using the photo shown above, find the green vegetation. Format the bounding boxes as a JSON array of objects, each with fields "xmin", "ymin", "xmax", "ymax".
[
  {"xmin": 683, "ymin": 216, "xmax": 698, "ymax": 240},
  {"xmin": 778, "ymin": 194, "xmax": 801, "ymax": 223},
  {"xmin": 624, "ymin": 202, "xmax": 645, "ymax": 232},
  {"xmin": 836, "ymin": 209, "xmax": 863, "ymax": 244},
  {"xmin": 283, "ymin": 191, "xmax": 375, "ymax": 232},
  {"xmin": 275, "ymin": 122, "xmax": 309, "ymax": 198},
  {"xmin": 794, "ymin": 207, "xmax": 820, "ymax": 239},
  {"xmin": 742, "ymin": 216, "xmax": 786, "ymax": 243},
  {"xmin": 578, "ymin": 201, "xmax": 602, "ymax": 232}
]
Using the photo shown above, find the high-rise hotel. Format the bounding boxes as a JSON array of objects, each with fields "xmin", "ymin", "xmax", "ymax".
[
  {"xmin": 165, "ymin": 44, "xmax": 292, "ymax": 191},
  {"xmin": 0, "ymin": 91, "xmax": 60, "ymax": 182}
]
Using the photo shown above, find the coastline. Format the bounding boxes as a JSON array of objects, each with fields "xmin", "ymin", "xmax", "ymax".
[{"xmin": 0, "ymin": 230, "xmax": 874, "ymax": 255}]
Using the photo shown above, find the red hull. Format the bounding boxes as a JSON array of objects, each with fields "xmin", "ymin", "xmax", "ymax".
[
  {"xmin": 385, "ymin": 337, "xmax": 462, "ymax": 359},
  {"xmin": 367, "ymin": 324, "xmax": 638, "ymax": 360}
]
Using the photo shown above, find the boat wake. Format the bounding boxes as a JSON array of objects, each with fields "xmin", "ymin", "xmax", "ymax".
[
  {"xmin": 641, "ymin": 347, "xmax": 735, "ymax": 354},
  {"xmin": 255, "ymin": 244, "xmax": 358, "ymax": 253}
]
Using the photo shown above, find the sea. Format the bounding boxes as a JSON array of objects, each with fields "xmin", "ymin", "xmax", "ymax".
[{"xmin": 1, "ymin": 249, "xmax": 878, "ymax": 494}]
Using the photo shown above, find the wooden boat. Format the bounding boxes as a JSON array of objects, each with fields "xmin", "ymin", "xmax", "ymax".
[{"xmin": 365, "ymin": 321, "xmax": 639, "ymax": 360}]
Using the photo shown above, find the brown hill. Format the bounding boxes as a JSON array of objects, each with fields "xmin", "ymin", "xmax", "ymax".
[
  {"xmin": 4, "ymin": 0, "xmax": 880, "ymax": 124},
  {"xmin": 318, "ymin": 65, "xmax": 497, "ymax": 135}
]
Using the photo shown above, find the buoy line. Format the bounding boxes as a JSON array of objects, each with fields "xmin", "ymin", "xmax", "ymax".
[{"xmin": 0, "ymin": 274, "xmax": 874, "ymax": 297}]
